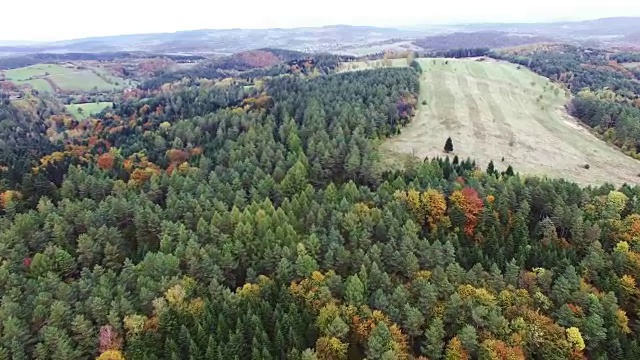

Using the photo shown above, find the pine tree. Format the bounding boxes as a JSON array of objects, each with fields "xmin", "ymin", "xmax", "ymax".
[
  {"xmin": 486, "ymin": 160, "xmax": 495, "ymax": 175},
  {"xmin": 444, "ymin": 137, "xmax": 454, "ymax": 153},
  {"xmin": 367, "ymin": 322, "xmax": 394, "ymax": 360},
  {"xmin": 344, "ymin": 275, "xmax": 365, "ymax": 306},
  {"xmin": 402, "ymin": 304, "xmax": 425, "ymax": 338},
  {"xmin": 422, "ymin": 318, "xmax": 445, "ymax": 360},
  {"xmin": 457, "ymin": 325, "xmax": 478, "ymax": 355},
  {"xmin": 504, "ymin": 165, "xmax": 514, "ymax": 177}
]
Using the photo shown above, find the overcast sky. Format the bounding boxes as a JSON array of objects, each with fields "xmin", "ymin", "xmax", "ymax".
[{"xmin": 2, "ymin": 0, "xmax": 639, "ymax": 41}]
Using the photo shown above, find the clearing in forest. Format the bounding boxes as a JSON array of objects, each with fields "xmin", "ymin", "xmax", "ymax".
[
  {"xmin": 65, "ymin": 102, "xmax": 114, "ymax": 120},
  {"xmin": 381, "ymin": 58, "xmax": 640, "ymax": 186}
]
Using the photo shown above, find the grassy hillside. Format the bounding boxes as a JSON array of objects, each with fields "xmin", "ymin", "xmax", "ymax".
[
  {"xmin": 2, "ymin": 63, "xmax": 128, "ymax": 93},
  {"xmin": 382, "ymin": 58, "xmax": 640, "ymax": 186}
]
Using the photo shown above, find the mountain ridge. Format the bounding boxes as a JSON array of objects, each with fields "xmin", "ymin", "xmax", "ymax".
[{"xmin": 1, "ymin": 17, "xmax": 639, "ymax": 56}]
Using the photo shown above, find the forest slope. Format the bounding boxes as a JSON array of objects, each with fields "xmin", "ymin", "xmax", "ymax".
[{"xmin": 383, "ymin": 58, "xmax": 640, "ymax": 186}]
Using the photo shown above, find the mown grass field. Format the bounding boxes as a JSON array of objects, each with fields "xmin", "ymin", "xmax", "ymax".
[
  {"xmin": 2, "ymin": 63, "xmax": 128, "ymax": 93},
  {"xmin": 50, "ymin": 71, "xmax": 119, "ymax": 92},
  {"xmin": 381, "ymin": 58, "xmax": 640, "ymax": 186},
  {"xmin": 65, "ymin": 102, "xmax": 113, "ymax": 120}
]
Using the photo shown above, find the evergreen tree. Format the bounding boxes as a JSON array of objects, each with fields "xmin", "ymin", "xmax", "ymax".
[
  {"xmin": 422, "ymin": 318, "xmax": 446, "ymax": 360},
  {"xmin": 444, "ymin": 137, "xmax": 454, "ymax": 153},
  {"xmin": 504, "ymin": 165, "xmax": 514, "ymax": 177},
  {"xmin": 486, "ymin": 160, "xmax": 495, "ymax": 176}
]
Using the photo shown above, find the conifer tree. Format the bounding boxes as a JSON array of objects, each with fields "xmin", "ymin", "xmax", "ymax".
[{"xmin": 444, "ymin": 137, "xmax": 454, "ymax": 153}]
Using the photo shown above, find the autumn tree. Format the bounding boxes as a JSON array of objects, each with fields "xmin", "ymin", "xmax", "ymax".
[
  {"xmin": 449, "ymin": 187, "xmax": 484, "ymax": 236},
  {"xmin": 97, "ymin": 153, "xmax": 115, "ymax": 170}
]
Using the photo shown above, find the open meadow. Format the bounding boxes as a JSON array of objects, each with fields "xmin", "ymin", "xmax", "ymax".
[
  {"xmin": 381, "ymin": 58, "xmax": 640, "ymax": 186},
  {"xmin": 2, "ymin": 63, "xmax": 129, "ymax": 93},
  {"xmin": 65, "ymin": 102, "xmax": 113, "ymax": 120}
]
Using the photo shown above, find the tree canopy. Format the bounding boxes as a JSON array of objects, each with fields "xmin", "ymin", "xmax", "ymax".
[{"xmin": 1, "ymin": 51, "xmax": 640, "ymax": 360}]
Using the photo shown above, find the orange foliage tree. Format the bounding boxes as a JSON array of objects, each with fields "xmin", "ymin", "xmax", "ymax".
[
  {"xmin": 130, "ymin": 168, "xmax": 157, "ymax": 186},
  {"xmin": 0, "ymin": 190, "xmax": 22, "ymax": 209},
  {"xmin": 97, "ymin": 153, "xmax": 115, "ymax": 170},
  {"xmin": 167, "ymin": 149, "xmax": 190, "ymax": 164},
  {"xmin": 480, "ymin": 339, "xmax": 526, "ymax": 360},
  {"xmin": 450, "ymin": 187, "xmax": 484, "ymax": 236}
]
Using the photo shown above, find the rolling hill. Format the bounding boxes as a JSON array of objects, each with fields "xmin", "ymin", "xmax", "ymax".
[
  {"xmin": 412, "ymin": 31, "xmax": 553, "ymax": 51},
  {"xmin": 2, "ymin": 17, "xmax": 640, "ymax": 59},
  {"xmin": 0, "ymin": 25, "xmax": 416, "ymax": 56}
]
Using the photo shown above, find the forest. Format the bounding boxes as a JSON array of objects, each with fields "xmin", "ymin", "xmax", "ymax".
[
  {"xmin": 3, "ymin": 47, "xmax": 640, "ymax": 360},
  {"xmin": 139, "ymin": 50, "xmax": 349, "ymax": 90}
]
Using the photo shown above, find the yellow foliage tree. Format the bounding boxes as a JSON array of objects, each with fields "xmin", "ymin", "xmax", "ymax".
[
  {"xmin": 422, "ymin": 189, "xmax": 448, "ymax": 231},
  {"xmin": 236, "ymin": 282, "xmax": 261, "ymax": 298},
  {"xmin": 165, "ymin": 284, "xmax": 186, "ymax": 306},
  {"xmin": 395, "ymin": 188, "xmax": 449, "ymax": 232},
  {"xmin": 445, "ymin": 337, "xmax": 470, "ymax": 360},
  {"xmin": 316, "ymin": 336, "xmax": 348, "ymax": 360},
  {"xmin": 620, "ymin": 274, "xmax": 636, "ymax": 294},
  {"xmin": 96, "ymin": 350, "xmax": 125, "ymax": 360},
  {"xmin": 123, "ymin": 314, "xmax": 147, "ymax": 335},
  {"xmin": 606, "ymin": 191, "xmax": 628, "ymax": 216},
  {"xmin": 616, "ymin": 309, "xmax": 631, "ymax": 334},
  {"xmin": 615, "ymin": 241, "xmax": 630, "ymax": 253},
  {"xmin": 566, "ymin": 327, "xmax": 586, "ymax": 351}
]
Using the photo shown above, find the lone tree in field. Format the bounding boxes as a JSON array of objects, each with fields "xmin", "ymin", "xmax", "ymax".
[{"xmin": 444, "ymin": 137, "xmax": 453, "ymax": 153}]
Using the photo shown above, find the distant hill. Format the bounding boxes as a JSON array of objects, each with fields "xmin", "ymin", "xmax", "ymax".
[
  {"xmin": 0, "ymin": 25, "xmax": 414, "ymax": 56},
  {"xmin": 2, "ymin": 17, "xmax": 639, "ymax": 58},
  {"xmin": 456, "ymin": 17, "xmax": 640, "ymax": 39},
  {"xmin": 0, "ymin": 52, "xmax": 204, "ymax": 70},
  {"xmin": 413, "ymin": 31, "xmax": 554, "ymax": 51}
]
